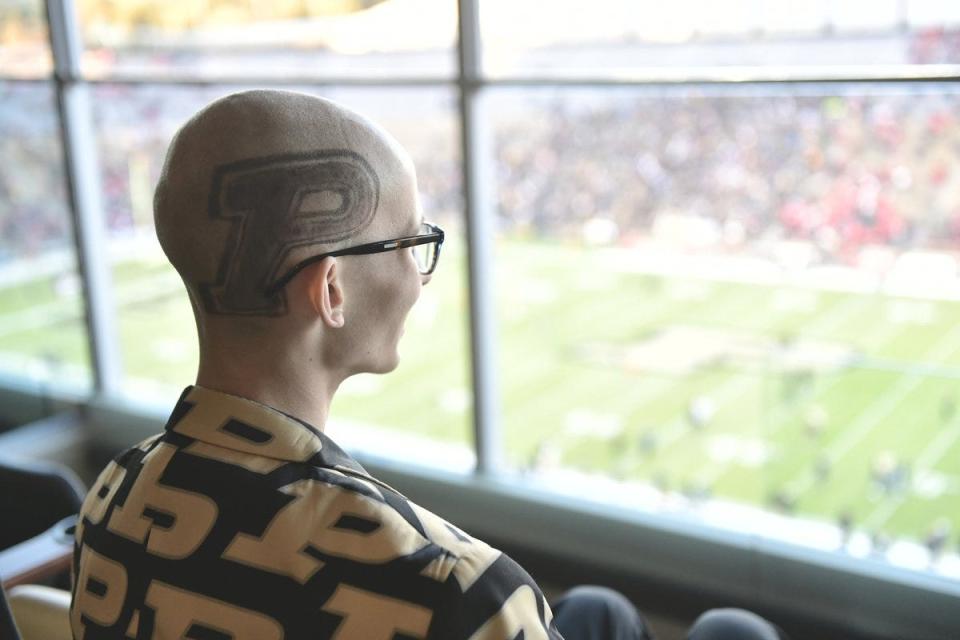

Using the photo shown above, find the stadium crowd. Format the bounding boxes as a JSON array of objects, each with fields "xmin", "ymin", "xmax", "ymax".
[
  {"xmin": 4, "ymin": 82, "xmax": 960, "ymax": 268},
  {"xmin": 0, "ymin": 84, "xmax": 72, "ymax": 261},
  {"xmin": 494, "ymin": 88, "xmax": 960, "ymax": 264}
]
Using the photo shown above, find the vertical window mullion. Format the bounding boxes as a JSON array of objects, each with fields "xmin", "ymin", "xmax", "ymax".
[
  {"xmin": 45, "ymin": 0, "xmax": 122, "ymax": 395},
  {"xmin": 457, "ymin": 0, "xmax": 501, "ymax": 474}
]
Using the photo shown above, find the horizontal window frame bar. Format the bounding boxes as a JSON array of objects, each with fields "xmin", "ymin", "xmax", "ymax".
[
  {"xmin": 483, "ymin": 65, "xmax": 960, "ymax": 86},
  {"xmin": 46, "ymin": 24, "xmax": 951, "ymax": 56},
  {"xmin": 3, "ymin": 64, "xmax": 960, "ymax": 87},
  {"xmin": 0, "ymin": 72, "xmax": 456, "ymax": 87}
]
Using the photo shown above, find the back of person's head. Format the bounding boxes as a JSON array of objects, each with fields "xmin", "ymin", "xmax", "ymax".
[{"xmin": 154, "ymin": 89, "xmax": 424, "ymax": 376}]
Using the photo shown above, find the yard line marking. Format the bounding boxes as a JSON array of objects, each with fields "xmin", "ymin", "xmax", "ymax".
[
  {"xmin": 785, "ymin": 319, "xmax": 960, "ymax": 500},
  {"xmin": 693, "ymin": 320, "xmax": 905, "ymax": 488},
  {"xmin": 861, "ymin": 421, "xmax": 960, "ymax": 531},
  {"xmin": 654, "ymin": 292, "xmax": 876, "ymax": 455}
]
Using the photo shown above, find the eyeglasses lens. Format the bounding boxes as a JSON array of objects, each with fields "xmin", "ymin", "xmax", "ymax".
[{"xmin": 413, "ymin": 242, "xmax": 435, "ymax": 274}]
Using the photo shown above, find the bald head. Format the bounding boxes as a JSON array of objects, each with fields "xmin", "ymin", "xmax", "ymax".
[{"xmin": 154, "ymin": 90, "xmax": 415, "ymax": 317}]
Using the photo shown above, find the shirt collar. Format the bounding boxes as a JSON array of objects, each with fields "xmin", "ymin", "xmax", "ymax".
[{"xmin": 164, "ymin": 385, "xmax": 369, "ymax": 477}]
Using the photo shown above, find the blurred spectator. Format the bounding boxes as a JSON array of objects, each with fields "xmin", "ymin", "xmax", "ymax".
[{"xmin": 4, "ymin": 76, "xmax": 960, "ymax": 269}]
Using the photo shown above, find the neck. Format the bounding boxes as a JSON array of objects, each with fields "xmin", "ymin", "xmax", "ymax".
[{"xmin": 195, "ymin": 349, "xmax": 343, "ymax": 431}]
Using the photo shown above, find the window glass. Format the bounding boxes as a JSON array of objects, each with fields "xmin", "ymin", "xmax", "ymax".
[
  {"xmin": 491, "ymin": 83, "xmax": 960, "ymax": 579},
  {"xmin": 0, "ymin": 81, "xmax": 91, "ymax": 391},
  {"xmin": 91, "ymin": 84, "xmax": 471, "ymax": 467},
  {"xmin": 77, "ymin": 1, "xmax": 456, "ymax": 79},
  {"xmin": 0, "ymin": 0, "xmax": 52, "ymax": 77},
  {"xmin": 481, "ymin": 0, "xmax": 960, "ymax": 78}
]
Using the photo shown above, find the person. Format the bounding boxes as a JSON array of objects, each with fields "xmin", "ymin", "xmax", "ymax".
[{"xmin": 70, "ymin": 89, "xmax": 787, "ymax": 640}]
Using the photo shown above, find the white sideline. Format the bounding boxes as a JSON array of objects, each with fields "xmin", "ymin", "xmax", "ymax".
[{"xmin": 526, "ymin": 464, "xmax": 960, "ymax": 580}]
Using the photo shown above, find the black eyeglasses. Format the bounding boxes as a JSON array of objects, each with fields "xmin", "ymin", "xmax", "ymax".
[{"xmin": 265, "ymin": 222, "xmax": 444, "ymax": 296}]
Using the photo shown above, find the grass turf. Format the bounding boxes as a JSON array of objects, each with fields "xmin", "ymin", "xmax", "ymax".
[{"xmin": 0, "ymin": 240, "xmax": 956, "ymax": 546}]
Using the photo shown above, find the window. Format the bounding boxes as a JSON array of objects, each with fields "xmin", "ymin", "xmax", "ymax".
[
  {"xmin": 0, "ymin": 0, "xmax": 52, "ymax": 77},
  {"xmin": 0, "ymin": 5, "xmax": 88, "ymax": 390},
  {"xmin": 3, "ymin": 0, "xmax": 959, "ymax": 636},
  {"xmin": 483, "ymin": 34, "xmax": 960, "ymax": 585},
  {"xmin": 0, "ymin": 80, "xmax": 91, "ymax": 392},
  {"xmin": 77, "ymin": 0, "xmax": 456, "ymax": 79}
]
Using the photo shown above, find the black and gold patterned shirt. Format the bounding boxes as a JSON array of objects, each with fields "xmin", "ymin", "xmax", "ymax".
[{"xmin": 71, "ymin": 385, "xmax": 563, "ymax": 639}]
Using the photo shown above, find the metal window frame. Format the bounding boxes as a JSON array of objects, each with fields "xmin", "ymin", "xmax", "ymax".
[
  {"xmin": 457, "ymin": 0, "xmax": 501, "ymax": 474},
  {"xmin": 2, "ymin": 1, "xmax": 958, "ymax": 637},
  {"xmin": 44, "ymin": 0, "xmax": 122, "ymax": 394}
]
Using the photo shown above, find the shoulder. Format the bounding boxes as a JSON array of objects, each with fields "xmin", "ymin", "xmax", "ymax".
[
  {"xmin": 437, "ymin": 548, "xmax": 562, "ymax": 639},
  {"xmin": 77, "ymin": 434, "xmax": 163, "ymax": 524},
  {"xmin": 405, "ymin": 502, "xmax": 562, "ymax": 640}
]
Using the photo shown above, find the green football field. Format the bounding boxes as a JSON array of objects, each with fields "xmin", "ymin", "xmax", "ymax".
[{"xmin": 0, "ymin": 240, "xmax": 957, "ymax": 547}]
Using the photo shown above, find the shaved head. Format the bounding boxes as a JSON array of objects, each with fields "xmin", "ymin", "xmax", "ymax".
[{"xmin": 154, "ymin": 89, "xmax": 414, "ymax": 318}]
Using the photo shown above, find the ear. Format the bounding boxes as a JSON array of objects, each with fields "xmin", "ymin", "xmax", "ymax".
[{"xmin": 304, "ymin": 257, "xmax": 345, "ymax": 328}]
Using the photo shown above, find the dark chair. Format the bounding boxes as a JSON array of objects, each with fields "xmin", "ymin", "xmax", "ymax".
[
  {"xmin": 0, "ymin": 458, "xmax": 85, "ymax": 553},
  {"xmin": 0, "ymin": 457, "xmax": 83, "ymax": 640}
]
